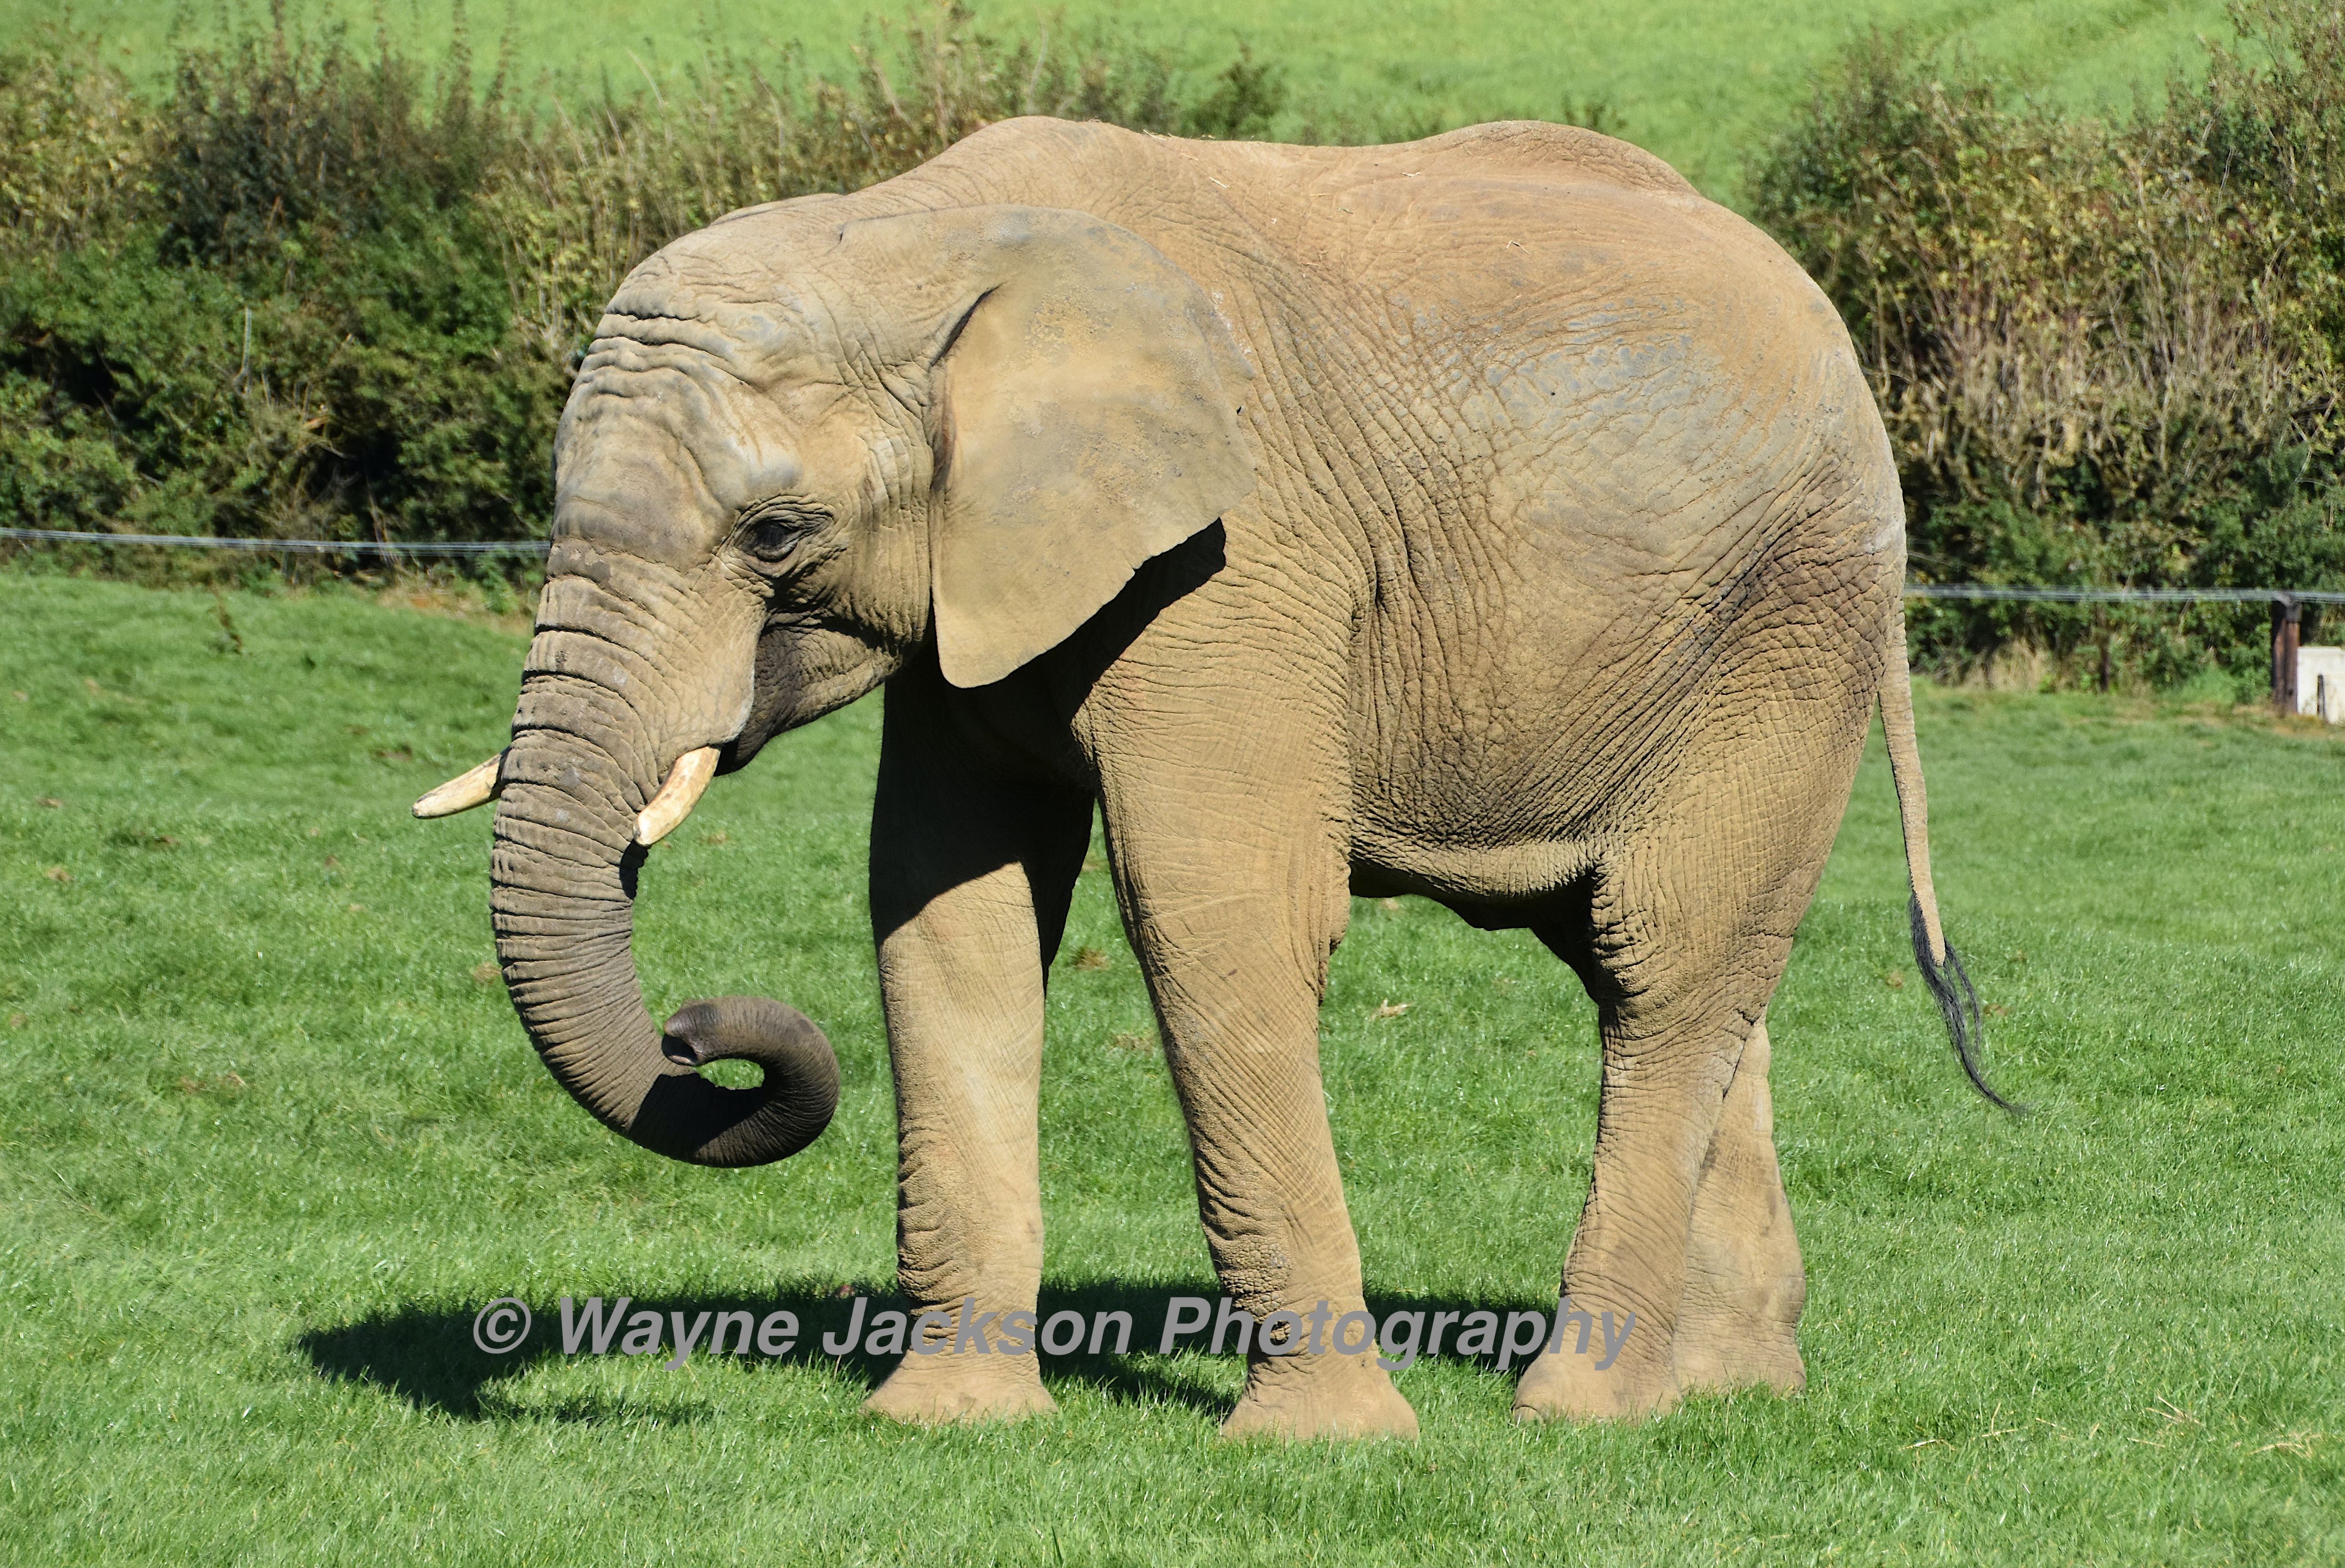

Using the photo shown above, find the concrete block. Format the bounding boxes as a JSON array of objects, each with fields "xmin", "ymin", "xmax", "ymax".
[{"xmin": 2297, "ymin": 645, "xmax": 2345, "ymax": 722}]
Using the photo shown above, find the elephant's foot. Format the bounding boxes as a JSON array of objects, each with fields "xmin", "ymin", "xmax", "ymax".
[
  {"xmin": 1671, "ymin": 1016, "xmax": 1807, "ymax": 1399},
  {"xmin": 1221, "ymin": 1350, "xmax": 1418, "ymax": 1441},
  {"xmin": 1671, "ymin": 1247, "xmax": 1805, "ymax": 1398},
  {"xmin": 862, "ymin": 1349, "xmax": 1058, "ymax": 1426},
  {"xmin": 1512, "ymin": 1329, "xmax": 1680, "ymax": 1425}
]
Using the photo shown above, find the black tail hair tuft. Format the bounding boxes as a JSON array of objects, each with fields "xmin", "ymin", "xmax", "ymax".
[{"xmin": 1909, "ymin": 896, "xmax": 2027, "ymax": 1115}]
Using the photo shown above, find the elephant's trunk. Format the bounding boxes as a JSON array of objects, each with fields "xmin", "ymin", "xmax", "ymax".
[{"xmin": 488, "ymin": 667, "xmax": 837, "ymax": 1168}]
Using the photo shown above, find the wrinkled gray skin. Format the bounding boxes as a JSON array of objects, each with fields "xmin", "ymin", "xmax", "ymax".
[{"xmin": 482, "ymin": 118, "xmax": 1986, "ymax": 1437}]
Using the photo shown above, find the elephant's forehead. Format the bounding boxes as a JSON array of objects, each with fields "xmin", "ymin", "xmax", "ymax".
[
  {"xmin": 559, "ymin": 363, "xmax": 805, "ymax": 517},
  {"xmin": 594, "ymin": 246, "xmax": 830, "ymax": 382}
]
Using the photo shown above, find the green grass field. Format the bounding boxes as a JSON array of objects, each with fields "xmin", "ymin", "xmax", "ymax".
[
  {"xmin": 1, "ymin": 570, "xmax": 2339, "ymax": 1563},
  {"xmin": 15, "ymin": 0, "xmax": 2236, "ymax": 194}
]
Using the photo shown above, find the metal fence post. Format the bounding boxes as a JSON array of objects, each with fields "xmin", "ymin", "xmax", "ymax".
[{"xmin": 2273, "ymin": 593, "xmax": 2302, "ymax": 716}]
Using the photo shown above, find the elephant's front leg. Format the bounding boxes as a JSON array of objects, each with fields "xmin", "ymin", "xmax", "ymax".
[
  {"xmin": 1097, "ymin": 727, "xmax": 1416, "ymax": 1440},
  {"xmin": 861, "ymin": 678, "xmax": 1090, "ymax": 1425}
]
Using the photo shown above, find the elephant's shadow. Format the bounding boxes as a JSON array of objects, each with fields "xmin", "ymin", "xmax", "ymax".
[{"xmin": 296, "ymin": 1280, "xmax": 1566, "ymax": 1423}]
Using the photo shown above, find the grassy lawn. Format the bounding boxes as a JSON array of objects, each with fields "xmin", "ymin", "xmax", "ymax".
[
  {"xmin": 0, "ymin": 570, "xmax": 2338, "ymax": 1563},
  {"xmin": 15, "ymin": 0, "xmax": 2234, "ymax": 196}
]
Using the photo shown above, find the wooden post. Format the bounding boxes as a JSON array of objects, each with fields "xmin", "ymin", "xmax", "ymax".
[{"xmin": 2273, "ymin": 594, "xmax": 2302, "ymax": 716}]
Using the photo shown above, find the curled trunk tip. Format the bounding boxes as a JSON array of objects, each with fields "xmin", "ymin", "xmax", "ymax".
[{"xmin": 651, "ymin": 996, "xmax": 841, "ymax": 1165}]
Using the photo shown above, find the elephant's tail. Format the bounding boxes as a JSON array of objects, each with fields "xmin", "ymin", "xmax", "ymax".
[{"xmin": 1880, "ymin": 616, "xmax": 2027, "ymax": 1115}]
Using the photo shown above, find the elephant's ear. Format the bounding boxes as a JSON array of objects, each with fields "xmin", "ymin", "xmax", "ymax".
[{"xmin": 868, "ymin": 206, "xmax": 1255, "ymax": 688}]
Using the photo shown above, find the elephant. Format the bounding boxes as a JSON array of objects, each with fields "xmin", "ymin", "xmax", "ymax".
[{"xmin": 416, "ymin": 116, "xmax": 2012, "ymax": 1438}]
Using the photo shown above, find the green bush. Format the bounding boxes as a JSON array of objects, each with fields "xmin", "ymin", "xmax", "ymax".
[
  {"xmin": 1751, "ymin": 2, "xmax": 2345, "ymax": 685},
  {"xmin": 0, "ymin": 3, "xmax": 1282, "ymax": 571}
]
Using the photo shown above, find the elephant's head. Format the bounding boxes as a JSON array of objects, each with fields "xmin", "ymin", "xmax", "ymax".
[{"xmin": 415, "ymin": 204, "xmax": 1255, "ymax": 1167}]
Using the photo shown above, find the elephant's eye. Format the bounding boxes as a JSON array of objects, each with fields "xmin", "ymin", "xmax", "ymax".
[{"xmin": 739, "ymin": 516, "xmax": 812, "ymax": 565}]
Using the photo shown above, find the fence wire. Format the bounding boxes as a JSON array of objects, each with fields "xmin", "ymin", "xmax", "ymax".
[
  {"xmin": 0, "ymin": 527, "xmax": 548, "ymax": 558},
  {"xmin": 1906, "ymin": 583, "xmax": 2345, "ymax": 604}
]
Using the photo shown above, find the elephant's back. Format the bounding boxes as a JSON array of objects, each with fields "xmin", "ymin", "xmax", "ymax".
[
  {"xmin": 842, "ymin": 116, "xmax": 1710, "ymax": 233},
  {"xmin": 1196, "ymin": 119, "xmax": 1702, "ymax": 204}
]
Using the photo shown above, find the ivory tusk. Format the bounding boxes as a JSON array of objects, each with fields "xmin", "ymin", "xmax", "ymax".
[
  {"xmin": 413, "ymin": 754, "xmax": 505, "ymax": 819},
  {"xmin": 636, "ymin": 747, "xmax": 720, "ymax": 847}
]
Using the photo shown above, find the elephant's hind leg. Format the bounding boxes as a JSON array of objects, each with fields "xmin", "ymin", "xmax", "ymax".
[
  {"xmin": 1673, "ymin": 1015, "xmax": 1806, "ymax": 1397},
  {"xmin": 1512, "ymin": 899, "xmax": 1750, "ymax": 1424},
  {"xmin": 1517, "ymin": 710, "xmax": 1855, "ymax": 1422}
]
